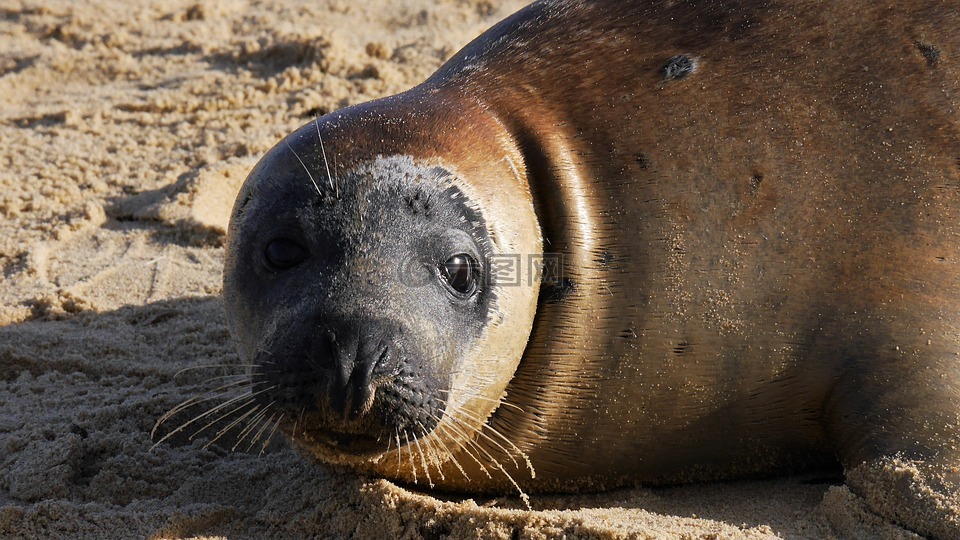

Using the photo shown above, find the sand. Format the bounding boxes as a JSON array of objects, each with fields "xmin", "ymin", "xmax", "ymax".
[{"xmin": 0, "ymin": 0, "xmax": 926, "ymax": 538}]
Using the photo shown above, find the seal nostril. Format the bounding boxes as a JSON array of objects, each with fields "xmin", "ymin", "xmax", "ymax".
[
  {"xmin": 322, "ymin": 329, "xmax": 359, "ymax": 390},
  {"xmin": 371, "ymin": 342, "xmax": 403, "ymax": 381},
  {"xmin": 306, "ymin": 330, "xmax": 338, "ymax": 372}
]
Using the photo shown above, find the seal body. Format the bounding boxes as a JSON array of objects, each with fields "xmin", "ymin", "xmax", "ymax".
[{"xmin": 223, "ymin": 1, "xmax": 960, "ymax": 536}]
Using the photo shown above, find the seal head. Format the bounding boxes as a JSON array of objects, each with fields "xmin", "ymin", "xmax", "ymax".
[
  {"xmin": 226, "ymin": 153, "xmax": 495, "ymax": 456},
  {"xmin": 223, "ymin": 97, "xmax": 542, "ymax": 470}
]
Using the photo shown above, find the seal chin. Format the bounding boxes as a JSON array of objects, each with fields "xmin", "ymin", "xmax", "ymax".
[{"xmin": 298, "ymin": 426, "xmax": 388, "ymax": 458}]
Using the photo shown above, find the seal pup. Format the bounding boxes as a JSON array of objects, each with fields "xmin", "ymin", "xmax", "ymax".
[{"xmin": 221, "ymin": 0, "xmax": 960, "ymax": 536}]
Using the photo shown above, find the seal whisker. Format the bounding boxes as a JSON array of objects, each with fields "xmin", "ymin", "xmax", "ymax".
[
  {"xmin": 440, "ymin": 425, "xmax": 493, "ymax": 480},
  {"xmin": 441, "ymin": 411, "xmax": 532, "ymax": 506},
  {"xmin": 258, "ymin": 412, "xmax": 285, "ymax": 456},
  {"xmin": 420, "ymin": 432, "xmax": 446, "ymax": 482},
  {"xmin": 395, "ymin": 429, "xmax": 402, "ymax": 477},
  {"xmin": 331, "ymin": 134, "xmax": 339, "ymax": 197},
  {"xmin": 449, "ymin": 407, "xmax": 535, "ymax": 478},
  {"xmin": 291, "ymin": 406, "xmax": 306, "ymax": 443},
  {"xmin": 431, "ymin": 414, "xmax": 493, "ymax": 479},
  {"xmin": 436, "ymin": 435, "xmax": 471, "ymax": 482},
  {"xmin": 445, "ymin": 409, "xmax": 521, "ymax": 471},
  {"xmin": 443, "ymin": 412, "xmax": 513, "ymax": 470},
  {"xmin": 232, "ymin": 404, "xmax": 273, "ymax": 451},
  {"xmin": 437, "ymin": 388, "xmax": 526, "ymax": 414},
  {"xmin": 415, "ymin": 420, "xmax": 448, "ymax": 481},
  {"xmin": 314, "ymin": 114, "xmax": 337, "ymax": 197},
  {"xmin": 237, "ymin": 404, "xmax": 275, "ymax": 446},
  {"xmin": 150, "ymin": 387, "xmax": 253, "ymax": 428},
  {"xmin": 201, "ymin": 402, "xmax": 261, "ymax": 450},
  {"xmin": 240, "ymin": 410, "xmax": 271, "ymax": 452},
  {"xmin": 297, "ymin": 406, "xmax": 307, "ymax": 440},
  {"xmin": 246, "ymin": 409, "xmax": 280, "ymax": 453},
  {"xmin": 172, "ymin": 365, "xmax": 254, "ymax": 378},
  {"xmin": 171, "ymin": 375, "xmax": 245, "ymax": 395},
  {"xmin": 446, "ymin": 372, "xmax": 499, "ymax": 397},
  {"xmin": 151, "ymin": 385, "xmax": 274, "ymax": 451},
  {"xmin": 152, "ymin": 379, "xmax": 253, "ymax": 437},
  {"xmin": 189, "ymin": 396, "xmax": 261, "ymax": 442},
  {"xmin": 411, "ymin": 429, "xmax": 434, "ymax": 488},
  {"xmin": 403, "ymin": 430, "xmax": 418, "ymax": 484},
  {"xmin": 195, "ymin": 373, "xmax": 251, "ymax": 385},
  {"xmin": 285, "ymin": 141, "xmax": 321, "ymax": 195},
  {"xmin": 154, "ymin": 383, "xmax": 253, "ymax": 429}
]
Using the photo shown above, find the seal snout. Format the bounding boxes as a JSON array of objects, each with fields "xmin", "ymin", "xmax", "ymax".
[{"xmin": 252, "ymin": 315, "xmax": 445, "ymax": 455}]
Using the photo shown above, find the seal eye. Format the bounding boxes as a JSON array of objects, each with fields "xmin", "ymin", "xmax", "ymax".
[
  {"xmin": 440, "ymin": 254, "xmax": 478, "ymax": 297},
  {"xmin": 265, "ymin": 238, "xmax": 306, "ymax": 270}
]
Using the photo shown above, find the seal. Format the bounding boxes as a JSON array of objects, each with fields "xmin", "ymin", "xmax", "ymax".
[{"xmin": 221, "ymin": 0, "xmax": 960, "ymax": 536}]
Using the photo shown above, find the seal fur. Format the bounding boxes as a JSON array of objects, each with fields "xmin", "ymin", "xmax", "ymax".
[{"xmin": 223, "ymin": 1, "xmax": 960, "ymax": 536}]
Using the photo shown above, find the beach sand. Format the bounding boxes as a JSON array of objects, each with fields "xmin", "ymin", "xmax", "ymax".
[{"xmin": 0, "ymin": 0, "xmax": 924, "ymax": 537}]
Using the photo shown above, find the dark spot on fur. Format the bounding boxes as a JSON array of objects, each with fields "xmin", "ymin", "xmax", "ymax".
[
  {"xmin": 663, "ymin": 55, "xmax": 698, "ymax": 80},
  {"xmin": 635, "ymin": 153, "xmax": 653, "ymax": 169},
  {"xmin": 915, "ymin": 41, "xmax": 941, "ymax": 66},
  {"xmin": 673, "ymin": 340, "xmax": 690, "ymax": 355},
  {"xmin": 596, "ymin": 251, "xmax": 615, "ymax": 266},
  {"xmin": 620, "ymin": 327, "xmax": 638, "ymax": 339},
  {"xmin": 404, "ymin": 190, "xmax": 432, "ymax": 215},
  {"xmin": 237, "ymin": 192, "xmax": 253, "ymax": 213},
  {"xmin": 749, "ymin": 173, "xmax": 764, "ymax": 193},
  {"xmin": 544, "ymin": 277, "xmax": 575, "ymax": 303}
]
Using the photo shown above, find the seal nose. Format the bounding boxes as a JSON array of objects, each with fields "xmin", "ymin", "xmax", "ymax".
[{"xmin": 319, "ymin": 320, "xmax": 402, "ymax": 420}]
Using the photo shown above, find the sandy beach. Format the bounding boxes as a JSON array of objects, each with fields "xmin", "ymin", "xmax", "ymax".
[{"xmin": 0, "ymin": 0, "xmax": 928, "ymax": 537}]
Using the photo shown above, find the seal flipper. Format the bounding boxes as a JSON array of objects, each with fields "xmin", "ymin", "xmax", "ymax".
[{"xmin": 824, "ymin": 345, "xmax": 960, "ymax": 538}]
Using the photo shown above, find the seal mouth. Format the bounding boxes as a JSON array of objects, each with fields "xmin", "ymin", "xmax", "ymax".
[
  {"xmin": 280, "ymin": 394, "xmax": 444, "ymax": 459},
  {"xmin": 300, "ymin": 427, "xmax": 386, "ymax": 457}
]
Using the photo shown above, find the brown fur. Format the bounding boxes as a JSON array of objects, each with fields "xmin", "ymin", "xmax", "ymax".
[{"xmin": 237, "ymin": 1, "xmax": 960, "ymax": 536}]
